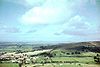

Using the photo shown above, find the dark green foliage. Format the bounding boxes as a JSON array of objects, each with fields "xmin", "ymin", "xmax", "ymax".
[{"xmin": 94, "ymin": 54, "xmax": 100, "ymax": 63}]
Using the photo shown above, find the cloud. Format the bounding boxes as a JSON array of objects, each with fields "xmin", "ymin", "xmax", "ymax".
[
  {"xmin": 54, "ymin": 33, "xmax": 61, "ymax": 36},
  {"xmin": 61, "ymin": 15, "xmax": 99, "ymax": 36},
  {"xmin": 66, "ymin": 15, "xmax": 91, "ymax": 30},
  {"xmin": 27, "ymin": 29, "xmax": 37, "ymax": 33},
  {"xmin": 0, "ymin": 25, "xmax": 20, "ymax": 33},
  {"xmin": 20, "ymin": 0, "xmax": 96, "ymax": 25},
  {"xmin": 25, "ymin": 0, "xmax": 46, "ymax": 6},
  {"xmin": 20, "ymin": 0, "xmax": 79, "ymax": 25},
  {"xmin": 4, "ymin": 27, "xmax": 20, "ymax": 33}
]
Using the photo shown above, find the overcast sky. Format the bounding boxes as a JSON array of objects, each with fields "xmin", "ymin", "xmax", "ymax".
[{"xmin": 0, "ymin": 0, "xmax": 100, "ymax": 43}]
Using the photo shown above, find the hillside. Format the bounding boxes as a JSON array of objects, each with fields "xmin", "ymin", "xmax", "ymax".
[{"xmin": 50, "ymin": 41, "xmax": 100, "ymax": 52}]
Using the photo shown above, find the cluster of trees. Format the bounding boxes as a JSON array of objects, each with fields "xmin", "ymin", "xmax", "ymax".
[
  {"xmin": 37, "ymin": 60, "xmax": 78, "ymax": 64},
  {"xmin": 79, "ymin": 46, "xmax": 100, "ymax": 53},
  {"xmin": 69, "ymin": 51, "xmax": 81, "ymax": 55},
  {"xmin": 94, "ymin": 54, "xmax": 100, "ymax": 63},
  {"xmin": 52, "ymin": 51, "xmax": 81, "ymax": 57}
]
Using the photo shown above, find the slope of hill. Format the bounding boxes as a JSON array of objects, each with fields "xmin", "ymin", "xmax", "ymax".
[{"xmin": 51, "ymin": 41, "xmax": 100, "ymax": 52}]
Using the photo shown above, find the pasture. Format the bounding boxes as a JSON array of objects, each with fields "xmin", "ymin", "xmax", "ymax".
[{"xmin": 0, "ymin": 63, "xmax": 19, "ymax": 67}]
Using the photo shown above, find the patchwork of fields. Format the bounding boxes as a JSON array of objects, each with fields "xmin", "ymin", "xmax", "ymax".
[{"xmin": 0, "ymin": 42, "xmax": 100, "ymax": 67}]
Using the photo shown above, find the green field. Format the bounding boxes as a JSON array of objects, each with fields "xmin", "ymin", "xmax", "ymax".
[
  {"xmin": 22, "ymin": 63, "xmax": 100, "ymax": 67},
  {"xmin": 0, "ymin": 63, "xmax": 19, "ymax": 67}
]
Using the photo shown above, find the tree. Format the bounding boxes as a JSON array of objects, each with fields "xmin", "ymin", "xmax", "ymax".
[{"xmin": 94, "ymin": 54, "xmax": 100, "ymax": 63}]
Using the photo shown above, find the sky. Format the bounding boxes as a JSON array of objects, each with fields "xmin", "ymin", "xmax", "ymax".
[{"xmin": 0, "ymin": 0, "xmax": 100, "ymax": 43}]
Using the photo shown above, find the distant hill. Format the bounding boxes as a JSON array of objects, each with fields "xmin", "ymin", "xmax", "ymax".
[
  {"xmin": 42, "ymin": 41, "xmax": 100, "ymax": 53},
  {"xmin": 51, "ymin": 41, "xmax": 100, "ymax": 52},
  {"xmin": 56, "ymin": 41, "xmax": 100, "ymax": 48},
  {"xmin": 0, "ymin": 41, "xmax": 100, "ymax": 52}
]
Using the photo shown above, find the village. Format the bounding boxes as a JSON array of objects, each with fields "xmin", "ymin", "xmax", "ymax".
[{"xmin": 0, "ymin": 49, "xmax": 52, "ymax": 64}]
